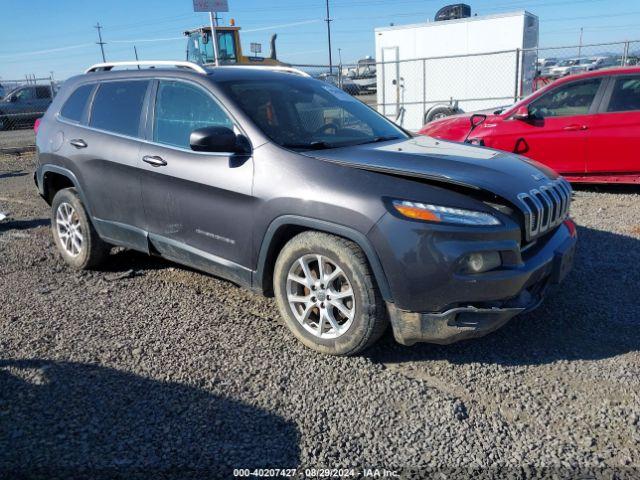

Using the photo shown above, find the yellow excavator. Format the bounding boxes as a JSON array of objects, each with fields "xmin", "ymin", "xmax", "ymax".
[{"xmin": 184, "ymin": 20, "xmax": 288, "ymax": 66}]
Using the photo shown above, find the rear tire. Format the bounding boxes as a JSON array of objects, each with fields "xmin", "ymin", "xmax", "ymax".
[
  {"xmin": 51, "ymin": 188, "xmax": 110, "ymax": 270},
  {"xmin": 425, "ymin": 105, "xmax": 456, "ymax": 123},
  {"xmin": 273, "ymin": 231, "xmax": 388, "ymax": 356}
]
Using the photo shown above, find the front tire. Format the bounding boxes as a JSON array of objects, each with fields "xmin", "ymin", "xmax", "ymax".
[
  {"xmin": 51, "ymin": 188, "xmax": 110, "ymax": 269},
  {"xmin": 273, "ymin": 231, "xmax": 388, "ymax": 356}
]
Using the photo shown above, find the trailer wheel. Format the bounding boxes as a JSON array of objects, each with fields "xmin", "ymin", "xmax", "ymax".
[{"xmin": 424, "ymin": 105, "xmax": 456, "ymax": 124}]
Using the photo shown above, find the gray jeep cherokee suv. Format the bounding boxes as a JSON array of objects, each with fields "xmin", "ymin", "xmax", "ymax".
[{"xmin": 34, "ymin": 62, "xmax": 577, "ymax": 355}]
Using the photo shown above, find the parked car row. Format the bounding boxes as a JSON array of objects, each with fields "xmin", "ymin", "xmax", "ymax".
[
  {"xmin": 420, "ymin": 67, "xmax": 640, "ymax": 184},
  {"xmin": 536, "ymin": 56, "xmax": 619, "ymax": 78}
]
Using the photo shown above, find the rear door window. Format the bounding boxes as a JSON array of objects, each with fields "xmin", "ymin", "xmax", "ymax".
[
  {"xmin": 36, "ymin": 86, "xmax": 52, "ymax": 99},
  {"xmin": 606, "ymin": 76, "xmax": 640, "ymax": 112},
  {"xmin": 90, "ymin": 80, "xmax": 149, "ymax": 137},
  {"xmin": 529, "ymin": 78, "xmax": 602, "ymax": 118},
  {"xmin": 153, "ymin": 80, "xmax": 233, "ymax": 149},
  {"xmin": 60, "ymin": 84, "xmax": 94, "ymax": 123}
]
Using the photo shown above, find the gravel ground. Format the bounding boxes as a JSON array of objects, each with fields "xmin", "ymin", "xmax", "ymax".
[
  {"xmin": 0, "ymin": 129, "xmax": 35, "ymax": 151},
  {"xmin": 1, "ymin": 153, "xmax": 639, "ymax": 479}
]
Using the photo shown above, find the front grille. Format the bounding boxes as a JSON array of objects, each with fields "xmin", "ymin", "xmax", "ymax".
[{"xmin": 517, "ymin": 178, "xmax": 572, "ymax": 241}]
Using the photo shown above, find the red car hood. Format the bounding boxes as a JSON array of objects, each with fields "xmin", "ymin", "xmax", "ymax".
[{"xmin": 420, "ymin": 110, "xmax": 501, "ymax": 142}]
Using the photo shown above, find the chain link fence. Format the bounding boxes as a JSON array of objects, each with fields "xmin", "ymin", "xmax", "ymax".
[
  {"xmin": 0, "ymin": 76, "xmax": 56, "ymax": 133},
  {"xmin": 292, "ymin": 39, "xmax": 640, "ymax": 131},
  {"xmin": 2, "ymin": 39, "xmax": 638, "ymax": 138}
]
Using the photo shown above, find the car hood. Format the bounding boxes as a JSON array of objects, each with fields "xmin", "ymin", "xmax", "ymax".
[
  {"xmin": 419, "ymin": 110, "xmax": 503, "ymax": 140},
  {"xmin": 306, "ymin": 136, "xmax": 559, "ymax": 203}
]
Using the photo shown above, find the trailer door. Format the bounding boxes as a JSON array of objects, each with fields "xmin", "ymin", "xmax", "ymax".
[{"xmin": 381, "ymin": 47, "xmax": 399, "ymax": 119}]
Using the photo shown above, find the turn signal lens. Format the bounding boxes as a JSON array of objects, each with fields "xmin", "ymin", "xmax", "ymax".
[
  {"xmin": 392, "ymin": 200, "xmax": 501, "ymax": 226},
  {"xmin": 563, "ymin": 218, "xmax": 577, "ymax": 238},
  {"xmin": 393, "ymin": 203, "xmax": 441, "ymax": 222}
]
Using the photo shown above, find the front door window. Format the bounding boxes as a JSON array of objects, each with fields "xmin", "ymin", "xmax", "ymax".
[
  {"xmin": 528, "ymin": 79, "xmax": 602, "ymax": 118},
  {"xmin": 153, "ymin": 80, "xmax": 234, "ymax": 149}
]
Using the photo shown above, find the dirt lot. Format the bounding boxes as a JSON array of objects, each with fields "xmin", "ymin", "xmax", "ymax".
[
  {"xmin": 1, "ymin": 152, "xmax": 639, "ymax": 478},
  {"xmin": 0, "ymin": 129, "xmax": 35, "ymax": 151}
]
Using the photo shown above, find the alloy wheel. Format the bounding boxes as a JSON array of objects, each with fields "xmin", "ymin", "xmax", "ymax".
[
  {"xmin": 55, "ymin": 202, "xmax": 83, "ymax": 257},
  {"xmin": 286, "ymin": 254, "xmax": 355, "ymax": 339}
]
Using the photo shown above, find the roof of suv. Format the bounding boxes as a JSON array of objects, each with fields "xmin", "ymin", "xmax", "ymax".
[{"xmin": 81, "ymin": 62, "xmax": 310, "ymax": 84}]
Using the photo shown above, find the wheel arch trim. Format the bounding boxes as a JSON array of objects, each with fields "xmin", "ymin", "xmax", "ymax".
[
  {"xmin": 253, "ymin": 215, "xmax": 393, "ymax": 302},
  {"xmin": 37, "ymin": 165, "xmax": 93, "ymax": 216}
]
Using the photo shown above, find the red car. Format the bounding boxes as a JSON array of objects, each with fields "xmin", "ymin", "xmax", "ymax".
[{"xmin": 419, "ymin": 67, "xmax": 640, "ymax": 184}]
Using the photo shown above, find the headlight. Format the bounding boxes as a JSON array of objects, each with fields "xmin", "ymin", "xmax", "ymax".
[{"xmin": 392, "ymin": 200, "xmax": 501, "ymax": 226}]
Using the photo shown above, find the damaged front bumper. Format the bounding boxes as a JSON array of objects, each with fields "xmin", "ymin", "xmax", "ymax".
[
  {"xmin": 386, "ymin": 284, "xmax": 545, "ymax": 346},
  {"xmin": 381, "ymin": 216, "xmax": 577, "ymax": 346}
]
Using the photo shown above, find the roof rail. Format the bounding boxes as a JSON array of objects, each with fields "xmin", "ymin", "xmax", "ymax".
[
  {"xmin": 84, "ymin": 61, "xmax": 311, "ymax": 78},
  {"xmin": 85, "ymin": 61, "xmax": 207, "ymax": 74},
  {"xmin": 214, "ymin": 65, "xmax": 311, "ymax": 77}
]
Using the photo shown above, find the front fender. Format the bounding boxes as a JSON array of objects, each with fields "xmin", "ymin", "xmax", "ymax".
[{"xmin": 253, "ymin": 215, "xmax": 392, "ymax": 302}]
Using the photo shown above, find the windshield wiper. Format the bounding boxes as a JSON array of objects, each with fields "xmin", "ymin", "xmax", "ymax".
[
  {"xmin": 351, "ymin": 135, "xmax": 403, "ymax": 146},
  {"xmin": 282, "ymin": 141, "xmax": 333, "ymax": 150}
]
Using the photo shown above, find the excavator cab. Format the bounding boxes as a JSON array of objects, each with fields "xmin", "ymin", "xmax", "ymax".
[{"xmin": 185, "ymin": 24, "xmax": 286, "ymax": 66}]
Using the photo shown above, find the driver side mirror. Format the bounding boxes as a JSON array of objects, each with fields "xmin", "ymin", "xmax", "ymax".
[
  {"xmin": 470, "ymin": 113, "xmax": 487, "ymax": 128},
  {"xmin": 189, "ymin": 126, "xmax": 251, "ymax": 154},
  {"xmin": 10, "ymin": 95, "xmax": 18, "ymax": 103},
  {"xmin": 513, "ymin": 106, "xmax": 530, "ymax": 120}
]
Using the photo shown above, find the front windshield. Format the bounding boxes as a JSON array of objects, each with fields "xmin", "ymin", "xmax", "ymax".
[{"xmin": 218, "ymin": 76, "xmax": 408, "ymax": 150}]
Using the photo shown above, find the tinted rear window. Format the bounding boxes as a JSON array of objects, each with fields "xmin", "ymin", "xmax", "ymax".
[
  {"xmin": 607, "ymin": 76, "xmax": 640, "ymax": 112},
  {"xmin": 90, "ymin": 81, "xmax": 148, "ymax": 137},
  {"xmin": 36, "ymin": 86, "xmax": 52, "ymax": 99},
  {"xmin": 60, "ymin": 84, "xmax": 94, "ymax": 122}
]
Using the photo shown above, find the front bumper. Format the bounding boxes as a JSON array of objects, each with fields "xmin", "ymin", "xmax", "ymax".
[
  {"xmin": 387, "ymin": 280, "xmax": 546, "ymax": 345},
  {"xmin": 378, "ymin": 220, "xmax": 577, "ymax": 345}
]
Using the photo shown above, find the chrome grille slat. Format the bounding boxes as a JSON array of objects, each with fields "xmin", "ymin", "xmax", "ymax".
[
  {"xmin": 517, "ymin": 178, "xmax": 572, "ymax": 241},
  {"xmin": 516, "ymin": 193, "xmax": 533, "ymax": 235},
  {"xmin": 528, "ymin": 191, "xmax": 545, "ymax": 235},
  {"xmin": 554, "ymin": 183, "xmax": 567, "ymax": 219},
  {"xmin": 536, "ymin": 188, "xmax": 553, "ymax": 230},
  {"xmin": 544, "ymin": 186, "xmax": 561, "ymax": 225},
  {"xmin": 557, "ymin": 182, "xmax": 569, "ymax": 220}
]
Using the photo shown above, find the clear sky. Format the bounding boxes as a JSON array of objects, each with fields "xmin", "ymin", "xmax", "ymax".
[{"xmin": 1, "ymin": 0, "xmax": 640, "ymax": 80}]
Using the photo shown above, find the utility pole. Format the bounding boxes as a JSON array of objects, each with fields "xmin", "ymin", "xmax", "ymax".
[
  {"xmin": 134, "ymin": 46, "xmax": 140, "ymax": 69},
  {"xmin": 95, "ymin": 22, "xmax": 106, "ymax": 62},
  {"xmin": 325, "ymin": 0, "xmax": 333, "ymax": 74},
  {"xmin": 578, "ymin": 27, "xmax": 583, "ymax": 58},
  {"xmin": 209, "ymin": 12, "xmax": 220, "ymax": 66}
]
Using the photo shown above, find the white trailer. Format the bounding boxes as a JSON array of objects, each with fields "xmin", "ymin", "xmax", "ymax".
[{"xmin": 375, "ymin": 11, "xmax": 539, "ymax": 130}]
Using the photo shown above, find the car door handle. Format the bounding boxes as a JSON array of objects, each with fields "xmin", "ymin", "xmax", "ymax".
[
  {"xmin": 69, "ymin": 139, "xmax": 87, "ymax": 148},
  {"xmin": 142, "ymin": 155, "xmax": 167, "ymax": 167},
  {"xmin": 563, "ymin": 124, "xmax": 588, "ymax": 131}
]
